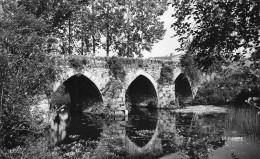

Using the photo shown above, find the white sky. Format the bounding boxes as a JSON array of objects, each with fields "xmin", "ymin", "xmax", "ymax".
[
  {"xmin": 96, "ymin": 5, "xmax": 181, "ymax": 58},
  {"xmin": 142, "ymin": 5, "xmax": 180, "ymax": 58}
]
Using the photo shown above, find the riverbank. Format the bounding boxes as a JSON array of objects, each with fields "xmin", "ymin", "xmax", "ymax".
[{"xmin": 174, "ymin": 105, "xmax": 227, "ymax": 114}]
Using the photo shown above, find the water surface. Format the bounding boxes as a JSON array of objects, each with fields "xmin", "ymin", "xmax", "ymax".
[{"xmin": 62, "ymin": 105, "xmax": 260, "ymax": 159}]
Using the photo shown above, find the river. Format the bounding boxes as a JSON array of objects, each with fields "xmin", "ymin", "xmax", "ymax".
[{"xmin": 56, "ymin": 105, "xmax": 260, "ymax": 159}]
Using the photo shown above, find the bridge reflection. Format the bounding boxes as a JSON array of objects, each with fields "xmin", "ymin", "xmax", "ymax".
[
  {"xmin": 66, "ymin": 113, "xmax": 103, "ymax": 143},
  {"xmin": 126, "ymin": 108, "xmax": 158, "ymax": 147},
  {"xmin": 48, "ymin": 105, "xmax": 229, "ymax": 158}
]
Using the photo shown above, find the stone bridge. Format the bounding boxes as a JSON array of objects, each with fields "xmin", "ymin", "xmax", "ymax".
[{"xmin": 50, "ymin": 55, "xmax": 196, "ymax": 114}]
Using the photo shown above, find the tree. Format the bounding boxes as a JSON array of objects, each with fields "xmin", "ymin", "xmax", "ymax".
[
  {"xmin": 0, "ymin": 1, "xmax": 56, "ymax": 148},
  {"xmin": 18, "ymin": 0, "xmax": 167, "ymax": 57},
  {"xmin": 18, "ymin": 0, "xmax": 84, "ymax": 55},
  {"xmin": 0, "ymin": 0, "xmax": 47, "ymax": 57},
  {"xmin": 171, "ymin": 0, "xmax": 260, "ymax": 70},
  {"xmin": 114, "ymin": 0, "xmax": 168, "ymax": 57}
]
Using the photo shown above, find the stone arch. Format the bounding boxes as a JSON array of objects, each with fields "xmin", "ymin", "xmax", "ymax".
[
  {"xmin": 51, "ymin": 69, "xmax": 104, "ymax": 112},
  {"xmin": 172, "ymin": 67, "xmax": 182, "ymax": 82},
  {"xmin": 53, "ymin": 68, "xmax": 103, "ymax": 92},
  {"xmin": 125, "ymin": 70, "xmax": 158, "ymax": 93},
  {"xmin": 174, "ymin": 72, "xmax": 193, "ymax": 106},
  {"xmin": 125, "ymin": 70, "xmax": 158, "ymax": 108},
  {"xmin": 49, "ymin": 71, "xmax": 104, "ymax": 145}
]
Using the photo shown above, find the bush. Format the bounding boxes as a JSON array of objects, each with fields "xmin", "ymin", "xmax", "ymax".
[
  {"xmin": 158, "ymin": 64, "xmax": 173, "ymax": 85},
  {"xmin": 192, "ymin": 71, "xmax": 260, "ymax": 106},
  {"xmin": 69, "ymin": 58, "xmax": 84, "ymax": 70},
  {"xmin": 180, "ymin": 53, "xmax": 200, "ymax": 85},
  {"xmin": 0, "ymin": 53, "xmax": 56, "ymax": 149},
  {"xmin": 102, "ymin": 79, "xmax": 123, "ymax": 99},
  {"xmin": 0, "ymin": 138, "xmax": 62, "ymax": 159},
  {"xmin": 107, "ymin": 57, "xmax": 126, "ymax": 81}
]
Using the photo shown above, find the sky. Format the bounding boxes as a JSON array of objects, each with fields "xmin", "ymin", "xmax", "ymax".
[
  {"xmin": 96, "ymin": 5, "xmax": 181, "ymax": 58},
  {"xmin": 142, "ymin": 5, "xmax": 181, "ymax": 58}
]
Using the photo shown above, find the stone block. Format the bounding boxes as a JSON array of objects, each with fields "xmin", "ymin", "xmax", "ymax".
[
  {"xmin": 114, "ymin": 110, "xmax": 125, "ymax": 116},
  {"xmin": 118, "ymin": 105, "xmax": 126, "ymax": 110},
  {"xmin": 119, "ymin": 93, "xmax": 124, "ymax": 98},
  {"xmin": 164, "ymin": 85, "xmax": 170, "ymax": 89},
  {"xmin": 159, "ymin": 93, "xmax": 164, "ymax": 98}
]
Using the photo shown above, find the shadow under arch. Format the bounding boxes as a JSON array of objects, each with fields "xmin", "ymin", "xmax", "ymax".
[
  {"xmin": 125, "ymin": 74, "xmax": 158, "ymax": 108},
  {"xmin": 63, "ymin": 74, "xmax": 103, "ymax": 112},
  {"xmin": 49, "ymin": 74, "xmax": 103, "ymax": 145},
  {"xmin": 175, "ymin": 73, "xmax": 192, "ymax": 106}
]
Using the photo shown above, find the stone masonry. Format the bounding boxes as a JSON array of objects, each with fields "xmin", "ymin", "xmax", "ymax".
[{"xmin": 50, "ymin": 55, "xmax": 194, "ymax": 113}]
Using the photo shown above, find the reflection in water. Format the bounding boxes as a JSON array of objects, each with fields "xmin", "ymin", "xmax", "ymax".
[
  {"xmin": 175, "ymin": 113, "xmax": 226, "ymax": 159},
  {"xmin": 217, "ymin": 106, "xmax": 260, "ymax": 159},
  {"xmin": 49, "ymin": 105, "xmax": 71, "ymax": 146},
  {"xmin": 54, "ymin": 105, "xmax": 260, "ymax": 159},
  {"xmin": 126, "ymin": 108, "xmax": 158, "ymax": 147},
  {"xmin": 65, "ymin": 112, "xmax": 103, "ymax": 143}
]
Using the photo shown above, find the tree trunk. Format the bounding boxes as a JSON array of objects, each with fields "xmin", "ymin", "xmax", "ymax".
[
  {"xmin": 81, "ymin": 13, "xmax": 84, "ymax": 55},
  {"xmin": 68, "ymin": 19, "xmax": 72, "ymax": 54},
  {"xmin": 106, "ymin": 5, "xmax": 110, "ymax": 57},
  {"xmin": 81, "ymin": 36, "xmax": 84, "ymax": 55},
  {"xmin": 84, "ymin": 38, "xmax": 90, "ymax": 53},
  {"xmin": 0, "ymin": 83, "xmax": 3, "ymax": 117},
  {"xmin": 127, "ymin": 3, "xmax": 130, "ymax": 57},
  {"xmin": 106, "ymin": 31, "xmax": 109, "ymax": 57},
  {"xmin": 92, "ymin": 35, "xmax": 96, "ymax": 55},
  {"xmin": 92, "ymin": 0, "xmax": 96, "ymax": 56}
]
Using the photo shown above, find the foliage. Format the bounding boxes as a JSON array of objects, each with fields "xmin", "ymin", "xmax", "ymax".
[
  {"xmin": 102, "ymin": 79, "xmax": 123, "ymax": 99},
  {"xmin": 158, "ymin": 64, "xmax": 173, "ymax": 85},
  {"xmin": 192, "ymin": 69, "xmax": 260, "ymax": 106},
  {"xmin": 112, "ymin": 0, "xmax": 167, "ymax": 57},
  {"xmin": 68, "ymin": 58, "xmax": 84, "ymax": 70},
  {"xmin": 171, "ymin": 0, "xmax": 260, "ymax": 70},
  {"xmin": 0, "ymin": 1, "xmax": 48, "ymax": 57},
  {"xmin": 18, "ymin": 0, "xmax": 167, "ymax": 57},
  {"xmin": 0, "ymin": 138, "xmax": 61, "ymax": 159},
  {"xmin": 179, "ymin": 52, "xmax": 200, "ymax": 85},
  {"xmin": 0, "ymin": 1, "xmax": 57, "ymax": 149},
  {"xmin": 0, "ymin": 54, "xmax": 56, "ymax": 149},
  {"xmin": 107, "ymin": 57, "xmax": 126, "ymax": 81}
]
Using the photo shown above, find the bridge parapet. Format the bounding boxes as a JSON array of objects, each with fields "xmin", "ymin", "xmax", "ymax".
[{"xmin": 49, "ymin": 54, "xmax": 179, "ymax": 70}]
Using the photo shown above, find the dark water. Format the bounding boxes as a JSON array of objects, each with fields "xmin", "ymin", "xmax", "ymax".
[{"xmin": 63, "ymin": 106, "xmax": 260, "ymax": 159}]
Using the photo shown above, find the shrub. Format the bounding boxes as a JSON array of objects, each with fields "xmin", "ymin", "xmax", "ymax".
[
  {"xmin": 192, "ymin": 71, "xmax": 260, "ymax": 106},
  {"xmin": 158, "ymin": 64, "xmax": 173, "ymax": 85},
  {"xmin": 107, "ymin": 57, "xmax": 126, "ymax": 81},
  {"xmin": 68, "ymin": 58, "xmax": 83, "ymax": 70},
  {"xmin": 102, "ymin": 79, "xmax": 123, "ymax": 99},
  {"xmin": 0, "ymin": 138, "xmax": 62, "ymax": 159},
  {"xmin": 180, "ymin": 53, "xmax": 200, "ymax": 85},
  {"xmin": 0, "ymin": 53, "xmax": 56, "ymax": 149}
]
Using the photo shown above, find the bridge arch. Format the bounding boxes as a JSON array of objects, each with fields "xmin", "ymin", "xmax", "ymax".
[
  {"xmin": 174, "ymin": 72, "xmax": 193, "ymax": 106},
  {"xmin": 125, "ymin": 70, "xmax": 158, "ymax": 108},
  {"xmin": 49, "ymin": 69, "xmax": 104, "ymax": 145},
  {"xmin": 51, "ymin": 69, "xmax": 104, "ymax": 112},
  {"xmin": 53, "ymin": 69, "xmax": 103, "ymax": 92}
]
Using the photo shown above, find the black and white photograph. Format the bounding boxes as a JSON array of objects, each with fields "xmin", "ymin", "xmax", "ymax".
[{"xmin": 0, "ymin": 0, "xmax": 260, "ymax": 158}]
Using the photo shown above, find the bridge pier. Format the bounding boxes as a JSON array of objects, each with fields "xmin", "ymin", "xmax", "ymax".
[{"xmin": 158, "ymin": 84, "xmax": 176, "ymax": 108}]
